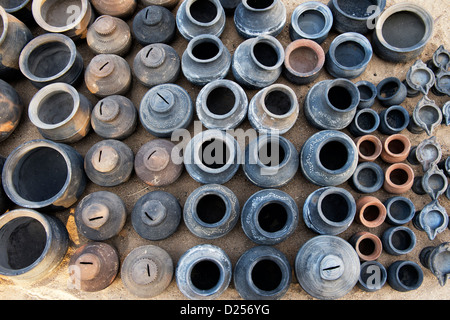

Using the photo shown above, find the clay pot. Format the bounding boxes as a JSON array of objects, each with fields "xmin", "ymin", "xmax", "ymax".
[
  {"xmin": 419, "ymin": 242, "xmax": 450, "ymax": 287},
  {"xmin": 358, "ymin": 261, "xmax": 387, "ymax": 292},
  {"xmin": 132, "ymin": 5, "xmax": 176, "ymax": 45},
  {"xmin": 0, "ymin": 6, "xmax": 32, "ymax": 78},
  {"xmin": 348, "ymin": 108, "xmax": 380, "ymax": 137},
  {"xmin": 381, "ymin": 134, "xmax": 411, "ymax": 164},
  {"xmin": 234, "ymin": 0, "xmax": 286, "ymax": 39},
  {"xmin": 383, "ymin": 163, "xmax": 414, "ymax": 194},
  {"xmin": 84, "ymin": 54, "xmax": 132, "ymax": 98},
  {"xmin": 356, "ymin": 196, "xmax": 386, "ymax": 228},
  {"xmin": 0, "ymin": 79, "xmax": 23, "ymax": 142},
  {"xmin": 139, "ymin": 0, "xmax": 180, "ymax": 10},
  {"xmin": 378, "ymin": 105, "xmax": 410, "ymax": 135},
  {"xmin": 351, "ymin": 162, "xmax": 384, "ymax": 194},
  {"xmin": 384, "ymin": 196, "xmax": 415, "ymax": 226},
  {"xmin": 382, "ymin": 226, "xmax": 416, "ymax": 256},
  {"xmin": 409, "ymin": 96, "xmax": 442, "ymax": 136},
  {"xmin": 283, "ymin": 39, "xmax": 325, "ymax": 85},
  {"xmin": 32, "ymin": 0, "xmax": 94, "ymax": 39},
  {"xmin": 90, "ymin": 0, "xmax": 137, "ymax": 18},
  {"xmin": 356, "ymin": 80, "xmax": 377, "ymax": 109},
  {"xmin": 354, "ymin": 135, "xmax": 382, "ymax": 162},
  {"xmin": 376, "ymin": 77, "xmax": 407, "ymax": 107},
  {"xmin": 349, "ymin": 232, "xmax": 383, "ymax": 261},
  {"xmin": 87, "ymin": 15, "xmax": 132, "ymax": 56},
  {"xmin": 387, "ymin": 260, "xmax": 423, "ymax": 292}
]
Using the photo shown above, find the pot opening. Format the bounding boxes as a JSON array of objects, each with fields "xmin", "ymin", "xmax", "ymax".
[
  {"xmin": 336, "ymin": 0, "xmax": 379, "ymax": 18},
  {"xmin": 298, "ymin": 9, "xmax": 326, "ymax": 35},
  {"xmin": 0, "ymin": 217, "xmax": 47, "ymax": 270},
  {"xmin": 253, "ymin": 42, "xmax": 279, "ymax": 67},
  {"xmin": 12, "ymin": 147, "xmax": 68, "ymax": 202},
  {"xmin": 196, "ymin": 194, "xmax": 226, "ymax": 224},
  {"xmin": 398, "ymin": 264, "xmax": 420, "ymax": 287},
  {"xmin": 418, "ymin": 106, "xmax": 440, "ymax": 125},
  {"xmin": 246, "ymin": 0, "xmax": 274, "ymax": 10},
  {"xmin": 358, "ymin": 83, "xmax": 376, "ymax": 100},
  {"xmin": 190, "ymin": 259, "xmax": 221, "ymax": 291},
  {"xmin": 389, "ymin": 168, "xmax": 409, "ymax": 185},
  {"xmin": 391, "ymin": 229, "xmax": 413, "ymax": 251},
  {"xmin": 363, "ymin": 205, "xmax": 381, "ymax": 221},
  {"xmin": 422, "ymin": 210, "xmax": 445, "ymax": 229},
  {"xmin": 356, "ymin": 111, "xmax": 377, "ymax": 131},
  {"xmin": 192, "ymin": 40, "xmax": 220, "ymax": 60},
  {"xmin": 40, "ymin": 0, "xmax": 83, "ymax": 28},
  {"xmin": 37, "ymin": 91, "xmax": 74, "ymax": 125},
  {"xmin": 382, "ymin": 11, "xmax": 426, "ymax": 49},
  {"xmin": 189, "ymin": 0, "xmax": 218, "ymax": 23},
  {"xmin": 328, "ymin": 85, "xmax": 353, "ymax": 110},
  {"xmin": 428, "ymin": 174, "xmax": 446, "ymax": 193},
  {"xmin": 258, "ymin": 140, "xmax": 286, "ymax": 167},
  {"xmin": 334, "ymin": 40, "xmax": 366, "ymax": 67},
  {"xmin": 320, "ymin": 193, "xmax": 350, "ymax": 223},
  {"xmin": 264, "ymin": 90, "xmax": 292, "ymax": 116},
  {"xmin": 359, "ymin": 140, "xmax": 377, "ymax": 157},
  {"xmin": 387, "ymin": 139, "xmax": 406, "ymax": 155},
  {"xmin": 257, "ymin": 202, "xmax": 287, "ymax": 233},
  {"xmin": 319, "ymin": 140, "xmax": 349, "ymax": 171},
  {"xmin": 359, "ymin": 238, "xmax": 376, "ymax": 256},
  {"xmin": 199, "ymin": 138, "xmax": 231, "ymax": 169},
  {"xmin": 386, "ymin": 109, "xmax": 407, "ymax": 129},
  {"xmin": 206, "ymin": 87, "xmax": 235, "ymax": 116},
  {"xmin": 27, "ymin": 41, "xmax": 72, "ymax": 78},
  {"xmin": 357, "ymin": 167, "xmax": 378, "ymax": 187},
  {"xmin": 289, "ymin": 46, "xmax": 319, "ymax": 73},
  {"xmin": 251, "ymin": 259, "xmax": 282, "ymax": 292},
  {"xmin": 389, "ymin": 199, "xmax": 411, "ymax": 221}
]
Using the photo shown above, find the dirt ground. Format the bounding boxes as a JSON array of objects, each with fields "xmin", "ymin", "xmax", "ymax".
[{"xmin": 0, "ymin": 0, "xmax": 449, "ymax": 300}]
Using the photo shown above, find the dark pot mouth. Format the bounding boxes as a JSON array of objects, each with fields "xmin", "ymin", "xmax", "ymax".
[
  {"xmin": 356, "ymin": 81, "xmax": 377, "ymax": 102},
  {"xmin": 254, "ymin": 200, "xmax": 292, "ymax": 237},
  {"xmin": 382, "ymin": 106, "xmax": 410, "ymax": 131},
  {"xmin": 188, "ymin": 257, "xmax": 225, "ymax": 294},
  {"xmin": 243, "ymin": 0, "xmax": 276, "ymax": 12},
  {"xmin": 291, "ymin": 2, "xmax": 333, "ymax": 39},
  {"xmin": 193, "ymin": 192, "xmax": 231, "ymax": 227},
  {"xmin": 316, "ymin": 138, "xmax": 354, "ymax": 174},
  {"xmin": 255, "ymin": 136, "xmax": 290, "ymax": 170},
  {"xmin": 285, "ymin": 40, "xmax": 325, "ymax": 76},
  {"xmin": 393, "ymin": 261, "xmax": 423, "ymax": 290},
  {"xmin": 325, "ymin": 79, "xmax": 359, "ymax": 113},
  {"xmin": 385, "ymin": 197, "xmax": 415, "ymax": 224},
  {"xmin": 354, "ymin": 109, "xmax": 380, "ymax": 133},
  {"xmin": 250, "ymin": 36, "xmax": 284, "ymax": 71},
  {"xmin": 388, "ymin": 228, "xmax": 416, "ymax": 253},
  {"xmin": 333, "ymin": 0, "xmax": 386, "ymax": 21},
  {"xmin": 186, "ymin": 0, "xmax": 222, "ymax": 27},
  {"xmin": 187, "ymin": 35, "xmax": 223, "ymax": 63},
  {"xmin": 247, "ymin": 256, "xmax": 289, "ymax": 295},
  {"xmin": 328, "ymin": 33, "xmax": 373, "ymax": 70},
  {"xmin": 317, "ymin": 188, "xmax": 355, "ymax": 227}
]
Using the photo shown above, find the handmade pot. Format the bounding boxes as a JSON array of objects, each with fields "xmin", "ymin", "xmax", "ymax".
[
  {"xmin": 415, "ymin": 165, "xmax": 448, "ymax": 200},
  {"xmin": 19, "ymin": 33, "xmax": 84, "ymax": 89},
  {"xmin": 139, "ymin": 0, "xmax": 180, "ymax": 9},
  {"xmin": 0, "ymin": 79, "xmax": 23, "ymax": 142},
  {"xmin": 84, "ymin": 54, "xmax": 132, "ymax": 98},
  {"xmin": 121, "ymin": 245, "xmax": 173, "ymax": 298},
  {"xmin": 304, "ymin": 79, "xmax": 359, "ymax": 130},
  {"xmin": 233, "ymin": 0, "xmax": 286, "ymax": 39},
  {"xmin": 181, "ymin": 34, "xmax": 231, "ymax": 86},
  {"xmin": 84, "ymin": 139, "xmax": 134, "ymax": 187},
  {"xmin": 349, "ymin": 231, "xmax": 383, "ymax": 261},
  {"xmin": 354, "ymin": 135, "xmax": 382, "ymax": 162},
  {"xmin": 139, "ymin": 83, "xmax": 193, "ymax": 138},
  {"xmin": 358, "ymin": 261, "xmax": 387, "ymax": 292},
  {"xmin": 0, "ymin": 209, "xmax": 68, "ymax": 281},
  {"xmin": 91, "ymin": 95, "xmax": 137, "ymax": 140},
  {"xmin": 2, "ymin": 139, "xmax": 86, "ymax": 211},
  {"xmin": 348, "ymin": 108, "xmax": 380, "ymax": 137},
  {"xmin": 231, "ymin": 35, "xmax": 284, "ymax": 89},
  {"xmin": 372, "ymin": 3, "xmax": 433, "ymax": 62},
  {"xmin": 133, "ymin": 43, "xmax": 180, "ymax": 88},
  {"xmin": 383, "ymin": 163, "xmax": 414, "ymax": 194},
  {"xmin": 132, "ymin": 5, "xmax": 176, "ymax": 45},
  {"xmin": 381, "ymin": 226, "xmax": 416, "ymax": 256},
  {"xmin": 289, "ymin": 1, "xmax": 333, "ymax": 44},
  {"xmin": 241, "ymin": 189, "xmax": 298, "ymax": 245},
  {"xmin": 380, "ymin": 134, "xmax": 411, "ymax": 164},
  {"xmin": 234, "ymin": 246, "xmax": 291, "ymax": 300},
  {"xmin": 243, "ymin": 134, "xmax": 299, "ymax": 188},
  {"xmin": 413, "ymin": 200, "xmax": 448, "ymax": 241},
  {"xmin": 419, "ymin": 242, "xmax": 450, "ymax": 286},
  {"xmin": 28, "ymin": 83, "xmax": 92, "ymax": 144},
  {"xmin": 376, "ymin": 77, "xmax": 407, "ymax": 107},
  {"xmin": 356, "ymin": 80, "xmax": 377, "ymax": 109},
  {"xmin": 387, "ymin": 260, "xmax": 423, "ymax": 292},
  {"xmin": 405, "ymin": 60, "xmax": 435, "ymax": 96},
  {"xmin": 283, "ymin": 39, "xmax": 325, "ymax": 85},
  {"xmin": 68, "ymin": 242, "xmax": 119, "ymax": 292},
  {"xmin": 300, "ymin": 130, "xmax": 358, "ymax": 187},
  {"xmin": 176, "ymin": 244, "xmax": 231, "ymax": 300},
  {"xmin": 75, "ymin": 191, "xmax": 126, "ymax": 241},
  {"xmin": 295, "ymin": 235, "xmax": 360, "ymax": 300},
  {"xmin": 219, "ymin": 0, "xmax": 241, "ymax": 13},
  {"xmin": 325, "ymin": 32, "xmax": 373, "ymax": 79},
  {"xmin": 0, "ymin": 6, "xmax": 32, "ymax": 78},
  {"xmin": 432, "ymin": 70, "xmax": 450, "ymax": 96},
  {"xmin": 176, "ymin": 0, "xmax": 225, "ymax": 40},
  {"xmin": 427, "ymin": 45, "xmax": 450, "ymax": 73},
  {"xmin": 378, "ymin": 105, "xmax": 410, "ymax": 135},
  {"xmin": 350, "ymin": 162, "xmax": 384, "ymax": 194},
  {"xmin": 183, "ymin": 184, "xmax": 239, "ymax": 239},
  {"xmin": 87, "ymin": 15, "xmax": 132, "ymax": 56},
  {"xmin": 384, "ymin": 196, "xmax": 415, "ymax": 226},
  {"xmin": 90, "ymin": 0, "xmax": 136, "ymax": 18},
  {"xmin": 303, "ymin": 187, "xmax": 356, "ymax": 235},
  {"xmin": 32, "ymin": 0, "xmax": 94, "ymax": 39},
  {"xmin": 409, "ymin": 96, "xmax": 442, "ymax": 136},
  {"xmin": 328, "ymin": 0, "xmax": 386, "ymax": 34},
  {"xmin": 196, "ymin": 79, "xmax": 248, "ymax": 130},
  {"xmin": 248, "ymin": 84, "xmax": 299, "ymax": 134},
  {"xmin": 184, "ymin": 129, "xmax": 240, "ymax": 184},
  {"xmin": 134, "ymin": 139, "xmax": 183, "ymax": 187},
  {"xmin": 131, "ymin": 190, "xmax": 181, "ymax": 241},
  {"xmin": 355, "ymin": 196, "xmax": 386, "ymax": 228},
  {"xmin": 409, "ymin": 136, "xmax": 442, "ymax": 171}
]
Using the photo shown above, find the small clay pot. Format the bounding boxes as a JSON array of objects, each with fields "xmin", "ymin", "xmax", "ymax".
[
  {"xmin": 283, "ymin": 39, "xmax": 325, "ymax": 85},
  {"xmin": 358, "ymin": 261, "xmax": 387, "ymax": 292},
  {"xmin": 349, "ymin": 232, "xmax": 383, "ymax": 261},
  {"xmin": 383, "ymin": 163, "xmax": 415, "ymax": 194},
  {"xmin": 351, "ymin": 162, "xmax": 384, "ymax": 194},
  {"xmin": 356, "ymin": 81, "xmax": 377, "ymax": 109},
  {"xmin": 376, "ymin": 77, "xmax": 407, "ymax": 107},
  {"xmin": 378, "ymin": 105, "xmax": 410, "ymax": 135},
  {"xmin": 90, "ymin": 0, "xmax": 137, "ymax": 18},
  {"xmin": 384, "ymin": 196, "xmax": 415, "ymax": 226},
  {"xmin": 382, "ymin": 226, "xmax": 416, "ymax": 256},
  {"xmin": 0, "ymin": 79, "xmax": 23, "ymax": 142},
  {"xmin": 85, "ymin": 54, "xmax": 132, "ymax": 98},
  {"xmin": 132, "ymin": 5, "xmax": 176, "ymax": 45},
  {"xmin": 355, "ymin": 196, "xmax": 386, "ymax": 228},
  {"xmin": 409, "ymin": 96, "xmax": 442, "ymax": 136},
  {"xmin": 380, "ymin": 134, "xmax": 411, "ymax": 164},
  {"xmin": 87, "ymin": 15, "xmax": 132, "ymax": 56},
  {"xmin": 139, "ymin": 0, "xmax": 180, "ymax": 9},
  {"xmin": 348, "ymin": 108, "xmax": 380, "ymax": 137},
  {"xmin": 387, "ymin": 260, "xmax": 423, "ymax": 292},
  {"xmin": 354, "ymin": 135, "xmax": 382, "ymax": 162}
]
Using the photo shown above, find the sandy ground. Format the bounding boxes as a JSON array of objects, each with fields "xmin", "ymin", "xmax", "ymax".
[{"xmin": 0, "ymin": 0, "xmax": 449, "ymax": 301}]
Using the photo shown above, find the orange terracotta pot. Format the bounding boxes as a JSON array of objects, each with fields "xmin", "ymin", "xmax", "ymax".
[
  {"xmin": 355, "ymin": 135, "xmax": 383, "ymax": 162},
  {"xmin": 356, "ymin": 196, "xmax": 387, "ymax": 228},
  {"xmin": 384, "ymin": 163, "xmax": 415, "ymax": 194},
  {"xmin": 380, "ymin": 134, "xmax": 411, "ymax": 163},
  {"xmin": 349, "ymin": 231, "xmax": 383, "ymax": 261}
]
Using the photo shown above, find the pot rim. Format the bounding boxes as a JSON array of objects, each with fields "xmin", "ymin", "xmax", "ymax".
[
  {"xmin": 260, "ymin": 84, "xmax": 298, "ymax": 120},
  {"xmin": 290, "ymin": 1, "xmax": 333, "ymax": 39},
  {"xmin": 317, "ymin": 187, "xmax": 355, "ymax": 228},
  {"xmin": 186, "ymin": 34, "xmax": 224, "ymax": 64},
  {"xmin": 327, "ymin": 32, "xmax": 373, "ymax": 71},
  {"xmin": 242, "ymin": 0, "xmax": 277, "ymax": 12},
  {"xmin": 332, "ymin": 0, "xmax": 386, "ymax": 21},
  {"xmin": 250, "ymin": 35, "xmax": 285, "ymax": 71},
  {"xmin": 185, "ymin": 0, "xmax": 222, "ymax": 27},
  {"xmin": 284, "ymin": 39, "xmax": 325, "ymax": 77}
]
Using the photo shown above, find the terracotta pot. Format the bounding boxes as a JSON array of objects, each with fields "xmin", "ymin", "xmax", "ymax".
[
  {"xmin": 356, "ymin": 196, "xmax": 386, "ymax": 228},
  {"xmin": 384, "ymin": 163, "xmax": 414, "ymax": 194},
  {"xmin": 349, "ymin": 231, "xmax": 383, "ymax": 261},
  {"xmin": 381, "ymin": 134, "xmax": 411, "ymax": 163},
  {"xmin": 354, "ymin": 135, "xmax": 382, "ymax": 162}
]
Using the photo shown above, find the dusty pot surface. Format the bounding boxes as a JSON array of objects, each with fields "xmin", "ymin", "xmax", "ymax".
[
  {"xmin": 383, "ymin": 163, "xmax": 414, "ymax": 194},
  {"xmin": 132, "ymin": 5, "xmax": 176, "ymax": 45},
  {"xmin": 90, "ymin": 0, "xmax": 137, "ymax": 18},
  {"xmin": 354, "ymin": 134, "xmax": 382, "ymax": 162},
  {"xmin": 87, "ymin": 15, "xmax": 132, "ymax": 56},
  {"xmin": 0, "ymin": 79, "xmax": 23, "ymax": 142}
]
